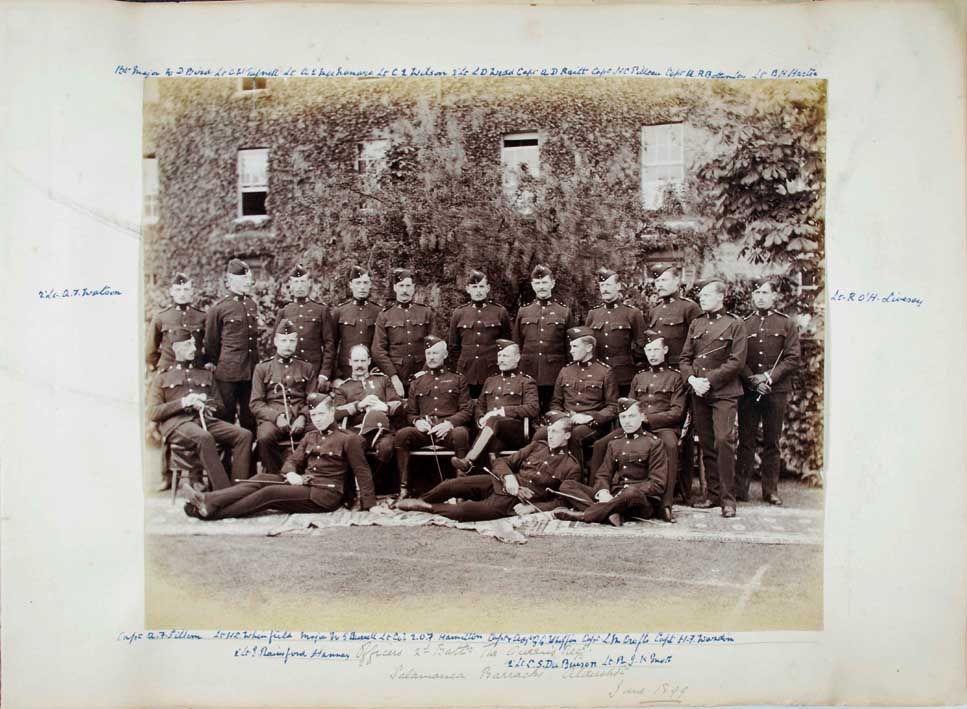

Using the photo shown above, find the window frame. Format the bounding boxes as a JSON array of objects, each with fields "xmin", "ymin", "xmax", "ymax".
[
  {"xmin": 237, "ymin": 148, "xmax": 270, "ymax": 223},
  {"xmin": 142, "ymin": 156, "xmax": 159, "ymax": 224},
  {"xmin": 500, "ymin": 131, "xmax": 541, "ymax": 214},
  {"xmin": 640, "ymin": 122, "xmax": 686, "ymax": 210}
]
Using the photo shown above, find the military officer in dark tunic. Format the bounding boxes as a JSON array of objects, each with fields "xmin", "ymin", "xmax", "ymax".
[
  {"xmin": 146, "ymin": 272, "xmax": 207, "ymax": 372},
  {"xmin": 147, "ymin": 329, "xmax": 252, "ymax": 491},
  {"xmin": 273, "ymin": 263, "xmax": 335, "ymax": 387},
  {"xmin": 204, "ymin": 258, "xmax": 260, "ymax": 434},
  {"xmin": 536, "ymin": 326, "xmax": 619, "ymax": 477},
  {"xmin": 393, "ymin": 336, "xmax": 473, "ymax": 498},
  {"xmin": 372, "ymin": 268, "xmax": 433, "ymax": 398},
  {"xmin": 736, "ymin": 279, "xmax": 801, "ymax": 505},
  {"xmin": 448, "ymin": 269, "xmax": 511, "ymax": 399},
  {"xmin": 679, "ymin": 280, "xmax": 748, "ymax": 517},
  {"xmin": 326, "ymin": 265, "xmax": 381, "ymax": 385},
  {"xmin": 512, "ymin": 264, "xmax": 576, "ymax": 413},
  {"xmin": 585, "ymin": 267, "xmax": 647, "ymax": 394},
  {"xmin": 588, "ymin": 333, "xmax": 685, "ymax": 521},
  {"xmin": 397, "ymin": 417, "xmax": 581, "ymax": 521},
  {"xmin": 556, "ymin": 398, "xmax": 668, "ymax": 526},
  {"xmin": 649, "ymin": 263, "xmax": 703, "ymax": 505},
  {"xmin": 333, "ymin": 343, "xmax": 402, "ymax": 488},
  {"xmin": 182, "ymin": 395, "xmax": 377, "ymax": 520},
  {"xmin": 249, "ymin": 319, "xmax": 317, "ymax": 475},
  {"xmin": 451, "ymin": 339, "xmax": 539, "ymax": 473}
]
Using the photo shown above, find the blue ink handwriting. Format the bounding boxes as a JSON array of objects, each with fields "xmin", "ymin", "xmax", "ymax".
[
  {"xmin": 831, "ymin": 289, "xmax": 923, "ymax": 307},
  {"xmin": 39, "ymin": 286, "xmax": 123, "ymax": 300}
]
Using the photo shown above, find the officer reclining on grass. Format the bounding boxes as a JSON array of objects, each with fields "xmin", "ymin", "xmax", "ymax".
[
  {"xmin": 395, "ymin": 416, "xmax": 581, "ymax": 521},
  {"xmin": 555, "ymin": 397, "xmax": 668, "ymax": 526},
  {"xmin": 182, "ymin": 394, "xmax": 376, "ymax": 520}
]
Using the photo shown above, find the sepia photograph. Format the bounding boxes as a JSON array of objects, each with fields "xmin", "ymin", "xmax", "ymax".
[{"xmin": 141, "ymin": 76, "xmax": 826, "ymax": 631}]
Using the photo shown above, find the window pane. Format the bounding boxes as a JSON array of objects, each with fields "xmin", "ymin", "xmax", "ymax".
[
  {"xmin": 238, "ymin": 149, "xmax": 268, "ymax": 189},
  {"xmin": 241, "ymin": 191, "xmax": 267, "ymax": 216}
]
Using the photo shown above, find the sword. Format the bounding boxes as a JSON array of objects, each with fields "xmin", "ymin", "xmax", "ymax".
[
  {"xmin": 274, "ymin": 381, "xmax": 296, "ymax": 453},
  {"xmin": 480, "ymin": 465, "xmax": 542, "ymax": 515},
  {"xmin": 755, "ymin": 349, "xmax": 784, "ymax": 402},
  {"xmin": 548, "ymin": 488, "xmax": 651, "ymax": 523},
  {"xmin": 233, "ymin": 478, "xmax": 337, "ymax": 488}
]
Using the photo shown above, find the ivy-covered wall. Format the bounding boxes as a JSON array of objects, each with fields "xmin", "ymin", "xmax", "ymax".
[{"xmin": 144, "ymin": 76, "xmax": 826, "ymax": 480}]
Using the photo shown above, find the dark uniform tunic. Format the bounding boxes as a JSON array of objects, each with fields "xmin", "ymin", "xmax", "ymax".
[
  {"xmin": 249, "ymin": 355, "xmax": 317, "ymax": 474},
  {"xmin": 585, "ymin": 301, "xmax": 647, "ymax": 391},
  {"xmin": 473, "ymin": 369, "xmax": 540, "ymax": 454},
  {"xmin": 419, "ymin": 440, "xmax": 581, "ymax": 521},
  {"xmin": 648, "ymin": 295, "xmax": 702, "ymax": 367},
  {"xmin": 372, "ymin": 302, "xmax": 433, "ymax": 388},
  {"xmin": 334, "ymin": 371, "xmax": 401, "ymax": 467},
  {"xmin": 274, "ymin": 297, "xmax": 335, "ymax": 381},
  {"xmin": 197, "ymin": 425, "xmax": 375, "ymax": 520},
  {"xmin": 394, "ymin": 367, "xmax": 473, "ymax": 489},
  {"xmin": 589, "ymin": 364, "xmax": 686, "ymax": 507},
  {"xmin": 512, "ymin": 299, "xmax": 575, "ymax": 411},
  {"xmin": 679, "ymin": 310, "xmax": 747, "ymax": 507},
  {"xmin": 326, "ymin": 298, "xmax": 381, "ymax": 381},
  {"xmin": 146, "ymin": 362, "xmax": 252, "ymax": 490},
  {"xmin": 560, "ymin": 428, "xmax": 668, "ymax": 523},
  {"xmin": 146, "ymin": 303, "xmax": 207, "ymax": 371},
  {"xmin": 736, "ymin": 309, "xmax": 801, "ymax": 499},
  {"xmin": 448, "ymin": 300, "xmax": 511, "ymax": 394},
  {"xmin": 204, "ymin": 293, "xmax": 260, "ymax": 432}
]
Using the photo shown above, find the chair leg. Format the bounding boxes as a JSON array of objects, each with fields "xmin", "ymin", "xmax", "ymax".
[{"xmin": 170, "ymin": 469, "xmax": 179, "ymax": 504}]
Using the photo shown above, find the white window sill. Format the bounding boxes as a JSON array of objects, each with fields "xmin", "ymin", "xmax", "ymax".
[
  {"xmin": 234, "ymin": 215, "xmax": 271, "ymax": 225},
  {"xmin": 232, "ymin": 90, "xmax": 271, "ymax": 99}
]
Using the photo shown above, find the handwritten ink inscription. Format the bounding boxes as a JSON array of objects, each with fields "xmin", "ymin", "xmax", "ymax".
[
  {"xmin": 39, "ymin": 286, "xmax": 123, "ymax": 300},
  {"xmin": 831, "ymin": 289, "xmax": 923, "ymax": 307}
]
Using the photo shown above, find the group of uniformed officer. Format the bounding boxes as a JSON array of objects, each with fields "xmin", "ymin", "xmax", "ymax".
[{"xmin": 146, "ymin": 257, "xmax": 800, "ymax": 525}]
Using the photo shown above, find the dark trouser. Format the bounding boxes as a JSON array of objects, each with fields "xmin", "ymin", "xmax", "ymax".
[
  {"xmin": 678, "ymin": 405, "xmax": 696, "ymax": 503},
  {"xmin": 421, "ymin": 474, "xmax": 516, "ymax": 521},
  {"xmin": 345, "ymin": 431, "xmax": 397, "ymax": 501},
  {"xmin": 537, "ymin": 385, "xmax": 555, "ymax": 414},
  {"xmin": 736, "ymin": 391, "xmax": 789, "ymax": 499},
  {"xmin": 170, "ymin": 419, "xmax": 252, "ymax": 490},
  {"xmin": 465, "ymin": 417, "xmax": 527, "ymax": 462},
  {"xmin": 588, "ymin": 427, "xmax": 679, "ymax": 507},
  {"xmin": 256, "ymin": 422, "xmax": 301, "ymax": 475},
  {"xmin": 468, "ymin": 384, "xmax": 483, "ymax": 400},
  {"xmin": 534, "ymin": 423, "xmax": 602, "ymax": 482},
  {"xmin": 558, "ymin": 480, "xmax": 655, "ymax": 523},
  {"xmin": 215, "ymin": 379, "xmax": 256, "ymax": 432},
  {"xmin": 395, "ymin": 426, "xmax": 470, "ymax": 490},
  {"xmin": 692, "ymin": 395, "xmax": 738, "ymax": 508},
  {"xmin": 201, "ymin": 473, "xmax": 342, "ymax": 520}
]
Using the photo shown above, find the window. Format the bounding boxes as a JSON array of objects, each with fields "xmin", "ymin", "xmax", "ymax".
[
  {"xmin": 356, "ymin": 139, "xmax": 390, "ymax": 177},
  {"xmin": 641, "ymin": 123, "xmax": 685, "ymax": 210},
  {"xmin": 501, "ymin": 132, "xmax": 540, "ymax": 213},
  {"xmin": 237, "ymin": 148, "xmax": 268, "ymax": 219},
  {"xmin": 240, "ymin": 77, "xmax": 268, "ymax": 92},
  {"xmin": 143, "ymin": 157, "xmax": 159, "ymax": 223}
]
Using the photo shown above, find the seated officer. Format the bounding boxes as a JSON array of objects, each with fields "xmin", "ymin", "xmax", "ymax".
[
  {"xmin": 588, "ymin": 333, "xmax": 685, "ymax": 522},
  {"xmin": 333, "ymin": 343, "xmax": 402, "ymax": 486},
  {"xmin": 451, "ymin": 339, "xmax": 539, "ymax": 474},
  {"xmin": 394, "ymin": 335, "xmax": 473, "ymax": 498},
  {"xmin": 556, "ymin": 398, "xmax": 668, "ymax": 526},
  {"xmin": 249, "ymin": 319, "xmax": 317, "ymax": 474},
  {"xmin": 146, "ymin": 329, "xmax": 252, "ymax": 491},
  {"xmin": 183, "ymin": 395, "xmax": 377, "ymax": 520},
  {"xmin": 396, "ymin": 417, "xmax": 581, "ymax": 521},
  {"xmin": 535, "ymin": 326, "xmax": 619, "ymax": 476}
]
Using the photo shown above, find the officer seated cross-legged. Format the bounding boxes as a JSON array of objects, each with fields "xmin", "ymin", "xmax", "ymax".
[
  {"xmin": 182, "ymin": 394, "xmax": 377, "ymax": 520},
  {"xmin": 555, "ymin": 398, "xmax": 668, "ymax": 526},
  {"xmin": 147, "ymin": 329, "xmax": 253, "ymax": 492},
  {"xmin": 396, "ymin": 416, "xmax": 581, "ymax": 521}
]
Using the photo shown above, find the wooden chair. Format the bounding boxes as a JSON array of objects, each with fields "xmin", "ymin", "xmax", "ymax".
[{"xmin": 165, "ymin": 437, "xmax": 212, "ymax": 505}]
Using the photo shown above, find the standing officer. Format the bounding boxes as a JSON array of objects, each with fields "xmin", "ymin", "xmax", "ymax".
[
  {"xmin": 397, "ymin": 417, "xmax": 581, "ymax": 521},
  {"xmin": 585, "ymin": 267, "xmax": 647, "ymax": 395},
  {"xmin": 147, "ymin": 329, "xmax": 253, "ymax": 491},
  {"xmin": 448, "ymin": 269, "xmax": 511, "ymax": 399},
  {"xmin": 333, "ymin": 343, "xmax": 402, "ymax": 491},
  {"xmin": 512, "ymin": 264, "xmax": 575, "ymax": 413},
  {"xmin": 394, "ymin": 336, "xmax": 473, "ymax": 499},
  {"xmin": 146, "ymin": 272, "xmax": 207, "ymax": 372},
  {"xmin": 249, "ymin": 319, "xmax": 317, "ymax": 475},
  {"xmin": 372, "ymin": 268, "xmax": 433, "ymax": 398},
  {"xmin": 538, "ymin": 326, "xmax": 619, "ymax": 477},
  {"xmin": 556, "ymin": 398, "xmax": 668, "ymax": 526},
  {"xmin": 326, "ymin": 265, "xmax": 381, "ymax": 386},
  {"xmin": 273, "ymin": 263, "xmax": 335, "ymax": 387},
  {"xmin": 204, "ymin": 258, "xmax": 260, "ymax": 435},
  {"xmin": 450, "ymin": 339, "xmax": 539, "ymax": 473},
  {"xmin": 588, "ymin": 333, "xmax": 685, "ymax": 522},
  {"xmin": 679, "ymin": 280, "xmax": 747, "ymax": 518},
  {"xmin": 736, "ymin": 279, "xmax": 801, "ymax": 505},
  {"xmin": 182, "ymin": 395, "xmax": 377, "ymax": 520},
  {"xmin": 649, "ymin": 263, "xmax": 702, "ymax": 505}
]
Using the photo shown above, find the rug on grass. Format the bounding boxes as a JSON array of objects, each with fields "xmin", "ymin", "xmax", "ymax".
[{"xmin": 146, "ymin": 496, "xmax": 822, "ymax": 545}]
